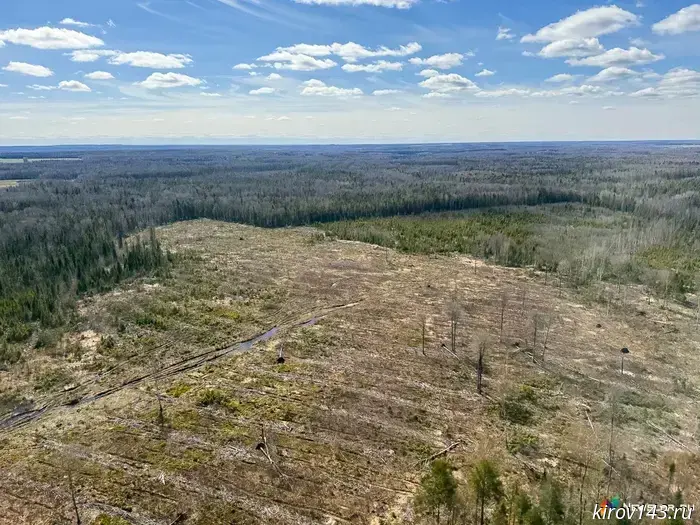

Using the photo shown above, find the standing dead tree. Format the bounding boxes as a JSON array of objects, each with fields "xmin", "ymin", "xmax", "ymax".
[
  {"xmin": 476, "ymin": 339, "xmax": 486, "ymax": 395},
  {"xmin": 530, "ymin": 313, "xmax": 540, "ymax": 362},
  {"xmin": 448, "ymin": 299, "xmax": 461, "ymax": 355},
  {"xmin": 499, "ymin": 292, "xmax": 508, "ymax": 344},
  {"xmin": 541, "ymin": 313, "xmax": 554, "ymax": 363}
]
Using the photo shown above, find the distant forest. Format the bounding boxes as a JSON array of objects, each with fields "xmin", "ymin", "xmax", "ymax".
[{"xmin": 1, "ymin": 143, "xmax": 699, "ymax": 352}]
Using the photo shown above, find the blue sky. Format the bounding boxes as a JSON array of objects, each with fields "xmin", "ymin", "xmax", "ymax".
[{"xmin": 2, "ymin": 0, "xmax": 700, "ymax": 144}]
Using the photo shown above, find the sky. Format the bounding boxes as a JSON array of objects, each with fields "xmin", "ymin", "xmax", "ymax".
[{"xmin": 1, "ymin": 0, "xmax": 700, "ymax": 144}]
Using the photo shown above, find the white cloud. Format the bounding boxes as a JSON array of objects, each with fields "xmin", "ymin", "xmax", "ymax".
[
  {"xmin": 409, "ymin": 53, "xmax": 466, "ymax": 69},
  {"xmin": 386, "ymin": 106, "xmax": 402, "ymax": 111},
  {"xmin": 603, "ymin": 106, "xmax": 616, "ymax": 110},
  {"xmin": 545, "ymin": 73, "xmax": 576, "ymax": 83},
  {"xmin": 109, "ymin": 52, "xmax": 193, "ymax": 69},
  {"xmin": 266, "ymin": 73, "xmax": 283, "ymax": 80},
  {"xmin": 249, "ymin": 87, "xmax": 277, "ymax": 95},
  {"xmin": 475, "ymin": 88, "xmax": 532, "ymax": 98},
  {"xmin": 418, "ymin": 69, "xmax": 440, "ymax": 78},
  {"xmin": 277, "ymin": 116, "xmax": 290, "ymax": 121},
  {"xmin": 136, "ymin": 72, "xmax": 203, "ymax": 89},
  {"xmin": 3, "ymin": 61, "xmax": 54, "ymax": 77},
  {"xmin": 497, "ymin": 27, "xmax": 514, "ymax": 40},
  {"xmin": 9, "ymin": 116, "xmax": 29, "ymax": 120},
  {"xmin": 60, "ymin": 18, "xmax": 92, "ymax": 27},
  {"xmin": 342, "ymin": 60, "xmax": 403, "ymax": 73},
  {"xmin": 521, "ymin": 6, "xmax": 640, "ymax": 43},
  {"xmin": 0, "ymin": 27, "xmax": 103, "ymax": 50},
  {"xmin": 67, "ymin": 50, "xmax": 118, "ymax": 62},
  {"xmin": 58, "ymin": 80, "xmax": 91, "ymax": 92},
  {"xmin": 201, "ymin": 92, "xmax": 222, "ymax": 97},
  {"xmin": 85, "ymin": 71, "xmax": 114, "ymax": 80},
  {"xmin": 633, "ymin": 67, "xmax": 700, "ymax": 97},
  {"xmin": 652, "ymin": 4, "xmax": 700, "ymax": 35},
  {"xmin": 419, "ymin": 73, "xmax": 479, "ymax": 94},
  {"xmin": 293, "ymin": 0, "xmax": 417, "ymax": 9},
  {"xmin": 588, "ymin": 66, "xmax": 639, "ymax": 82},
  {"xmin": 249, "ymin": 71, "xmax": 260, "ymax": 76},
  {"xmin": 372, "ymin": 89, "xmax": 401, "ymax": 95},
  {"xmin": 537, "ymin": 38, "xmax": 604, "ymax": 58},
  {"xmin": 475, "ymin": 69, "xmax": 496, "ymax": 77},
  {"xmin": 258, "ymin": 51, "xmax": 337, "ymax": 71},
  {"xmin": 27, "ymin": 84, "xmax": 56, "ymax": 90},
  {"xmin": 630, "ymin": 87, "xmax": 661, "ymax": 97},
  {"xmin": 271, "ymin": 42, "xmax": 421, "ymax": 63},
  {"xmin": 629, "ymin": 37, "xmax": 648, "ymax": 47},
  {"xmin": 422, "ymin": 92, "xmax": 451, "ymax": 98},
  {"xmin": 0, "ymin": 84, "xmax": 7, "ymax": 88},
  {"xmin": 233, "ymin": 63, "xmax": 257, "ymax": 70},
  {"xmin": 567, "ymin": 47, "xmax": 664, "ymax": 67},
  {"xmin": 107, "ymin": 20, "xmax": 117, "ymax": 28},
  {"xmin": 300, "ymin": 79, "xmax": 363, "ymax": 97}
]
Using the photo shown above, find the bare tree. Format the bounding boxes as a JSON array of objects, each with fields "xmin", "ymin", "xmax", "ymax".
[
  {"xmin": 422, "ymin": 316, "xmax": 427, "ymax": 356},
  {"xmin": 476, "ymin": 339, "xmax": 486, "ymax": 395},
  {"xmin": 448, "ymin": 299, "xmax": 461, "ymax": 355},
  {"xmin": 66, "ymin": 468, "xmax": 81, "ymax": 524},
  {"xmin": 541, "ymin": 314, "xmax": 554, "ymax": 363},
  {"xmin": 499, "ymin": 292, "xmax": 508, "ymax": 344},
  {"xmin": 530, "ymin": 313, "xmax": 540, "ymax": 362}
]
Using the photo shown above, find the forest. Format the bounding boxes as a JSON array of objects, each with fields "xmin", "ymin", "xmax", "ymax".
[{"xmin": 1, "ymin": 142, "xmax": 699, "ymax": 362}]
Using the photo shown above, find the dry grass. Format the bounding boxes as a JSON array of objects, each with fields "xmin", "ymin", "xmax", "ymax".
[{"xmin": 1, "ymin": 219, "xmax": 698, "ymax": 524}]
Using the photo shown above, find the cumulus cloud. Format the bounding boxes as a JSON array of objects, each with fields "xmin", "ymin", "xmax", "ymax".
[
  {"xmin": 409, "ymin": 53, "xmax": 467, "ymax": 69},
  {"xmin": 417, "ymin": 69, "xmax": 439, "ymax": 78},
  {"xmin": 67, "ymin": 50, "xmax": 192, "ymax": 68},
  {"xmin": 266, "ymin": 73, "xmax": 283, "ymax": 80},
  {"xmin": 249, "ymin": 87, "xmax": 277, "ymax": 95},
  {"xmin": 200, "ymin": 92, "xmax": 222, "ymax": 97},
  {"xmin": 497, "ymin": 26, "xmax": 514, "ymax": 40},
  {"xmin": 67, "ymin": 49, "xmax": 118, "ymax": 62},
  {"xmin": 233, "ymin": 63, "xmax": 257, "ymax": 70},
  {"xmin": 109, "ymin": 52, "xmax": 193, "ymax": 69},
  {"xmin": 293, "ymin": 0, "xmax": 418, "ymax": 9},
  {"xmin": 58, "ymin": 80, "xmax": 91, "ymax": 92},
  {"xmin": 342, "ymin": 60, "xmax": 403, "ymax": 73},
  {"xmin": 419, "ymin": 73, "xmax": 479, "ymax": 95},
  {"xmin": 372, "ymin": 89, "xmax": 401, "ymax": 95},
  {"xmin": 475, "ymin": 69, "xmax": 496, "ymax": 77},
  {"xmin": 588, "ymin": 66, "xmax": 639, "ymax": 82},
  {"xmin": 257, "ymin": 51, "xmax": 337, "ymax": 71},
  {"xmin": 652, "ymin": 4, "xmax": 700, "ymax": 35},
  {"xmin": 0, "ymin": 27, "xmax": 103, "ymax": 49},
  {"xmin": 567, "ymin": 47, "xmax": 664, "ymax": 67},
  {"xmin": 84, "ymin": 71, "xmax": 114, "ymax": 80},
  {"xmin": 60, "ymin": 18, "xmax": 92, "ymax": 27},
  {"xmin": 3, "ymin": 61, "xmax": 54, "ymax": 77},
  {"xmin": 521, "ymin": 6, "xmax": 639, "ymax": 43},
  {"xmin": 136, "ymin": 72, "xmax": 203, "ymax": 89},
  {"xmin": 537, "ymin": 38, "xmax": 604, "ymax": 58},
  {"xmin": 545, "ymin": 73, "xmax": 577, "ymax": 83},
  {"xmin": 269, "ymin": 42, "xmax": 421, "ymax": 63},
  {"xmin": 475, "ymin": 84, "xmax": 615, "ymax": 98},
  {"xmin": 300, "ymin": 79, "xmax": 363, "ymax": 97},
  {"xmin": 632, "ymin": 67, "xmax": 700, "ymax": 97}
]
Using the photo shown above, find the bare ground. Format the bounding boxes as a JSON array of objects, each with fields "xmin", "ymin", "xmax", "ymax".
[{"xmin": 1, "ymin": 219, "xmax": 698, "ymax": 524}]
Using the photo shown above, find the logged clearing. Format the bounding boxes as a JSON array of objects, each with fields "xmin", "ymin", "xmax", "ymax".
[{"xmin": 1, "ymin": 219, "xmax": 699, "ymax": 524}]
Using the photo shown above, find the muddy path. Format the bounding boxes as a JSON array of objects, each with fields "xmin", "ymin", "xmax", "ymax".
[{"xmin": 0, "ymin": 301, "xmax": 361, "ymax": 434}]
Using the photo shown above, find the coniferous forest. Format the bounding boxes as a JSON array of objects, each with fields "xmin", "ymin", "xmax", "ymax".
[{"xmin": 1, "ymin": 142, "xmax": 699, "ymax": 357}]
